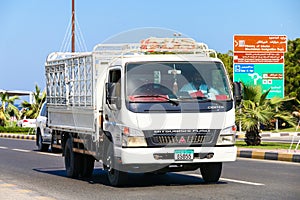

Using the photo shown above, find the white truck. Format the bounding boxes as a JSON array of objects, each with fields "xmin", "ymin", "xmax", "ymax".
[{"xmin": 45, "ymin": 37, "xmax": 242, "ymax": 186}]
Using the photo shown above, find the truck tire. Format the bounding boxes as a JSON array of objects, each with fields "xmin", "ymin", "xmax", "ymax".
[
  {"xmin": 36, "ymin": 132, "xmax": 49, "ymax": 152},
  {"xmin": 81, "ymin": 155, "xmax": 95, "ymax": 178},
  {"xmin": 104, "ymin": 141, "xmax": 128, "ymax": 186},
  {"xmin": 64, "ymin": 137, "xmax": 81, "ymax": 178},
  {"xmin": 200, "ymin": 162, "xmax": 222, "ymax": 183}
]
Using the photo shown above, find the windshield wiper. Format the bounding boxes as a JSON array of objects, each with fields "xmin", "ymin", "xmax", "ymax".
[
  {"xmin": 178, "ymin": 96, "xmax": 207, "ymax": 100},
  {"xmin": 130, "ymin": 95, "xmax": 179, "ymax": 106},
  {"xmin": 198, "ymin": 98, "xmax": 226, "ymax": 106},
  {"xmin": 177, "ymin": 97, "xmax": 226, "ymax": 106}
]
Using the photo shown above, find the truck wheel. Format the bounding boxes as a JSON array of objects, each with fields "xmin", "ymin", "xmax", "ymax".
[
  {"xmin": 64, "ymin": 137, "xmax": 81, "ymax": 178},
  {"xmin": 81, "ymin": 155, "xmax": 95, "ymax": 178},
  {"xmin": 37, "ymin": 132, "xmax": 49, "ymax": 152},
  {"xmin": 200, "ymin": 162, "xmax": 222, "ymax": 183},
  {"xmin": 105, "ymin": 142, "xmax": 128, "ymax": 186}
]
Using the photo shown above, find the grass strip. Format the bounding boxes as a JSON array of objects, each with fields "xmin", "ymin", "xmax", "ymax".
[
  {"xmin": 0, "ymin": 126, "xmax": 35, "ymax": 135},
  {"xmin": 236, "ymin": 141, "xmax": 298, "ymax": 150}
]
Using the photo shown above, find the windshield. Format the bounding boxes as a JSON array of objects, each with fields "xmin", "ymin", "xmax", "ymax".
[{"xmin": 125, "ymin": 61, "xmax": 232, "ymax": 113}]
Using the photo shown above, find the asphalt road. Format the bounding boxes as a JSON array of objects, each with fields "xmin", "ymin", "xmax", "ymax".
[{"xmin": 0, "ymin": 138, "xmax": 299, "ymax": 200}]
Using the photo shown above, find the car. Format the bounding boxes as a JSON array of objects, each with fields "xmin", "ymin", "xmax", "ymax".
[
  {"xmin": 17, "ymin": 118, "xmax": 36, "ymax": 128},
  {"xmin": 35, "ymin": 102, "xmax": 52, "ymax": 152}
]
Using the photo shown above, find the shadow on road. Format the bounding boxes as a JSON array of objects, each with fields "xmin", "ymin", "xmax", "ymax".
[{"xmin": 33, "ymin": 167, "xmax": 227, "ymax": 188}]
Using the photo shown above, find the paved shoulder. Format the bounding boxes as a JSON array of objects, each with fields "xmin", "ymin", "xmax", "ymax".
[{"xmin": 0, "ymin": 179, "xmax": 56, "ymax": 200}]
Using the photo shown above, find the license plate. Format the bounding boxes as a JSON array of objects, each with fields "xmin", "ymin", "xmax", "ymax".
[{"xmin": 174, "ymin": 149, "xmax": 194, "ymax": 161}]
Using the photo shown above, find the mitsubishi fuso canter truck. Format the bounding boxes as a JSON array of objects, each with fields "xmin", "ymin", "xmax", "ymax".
[{"xmin": 44, "ymin": 37, "xmax": 242, "ymax": 186}]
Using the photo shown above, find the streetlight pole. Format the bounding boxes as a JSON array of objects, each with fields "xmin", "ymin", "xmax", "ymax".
[{"xmin": 71, "ymin": 0, "xmax": 75, "ymax": 52}]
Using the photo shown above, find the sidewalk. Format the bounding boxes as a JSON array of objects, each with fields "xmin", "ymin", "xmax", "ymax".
[
  {"xmin": 236, "ymin": 131, "xmax": 300, "ymax": 139},
  {"xmin": 1, "ymin": 132, "xmax": 300, "ymax": 163}
]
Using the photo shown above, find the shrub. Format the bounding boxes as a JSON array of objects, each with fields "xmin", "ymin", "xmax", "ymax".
[{"xmin": 0, "ymin": 126, "xmax": 33, "ymax": 133}]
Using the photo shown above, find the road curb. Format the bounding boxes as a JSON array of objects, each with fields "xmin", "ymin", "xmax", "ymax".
[
  {"xmin": 0, "ymin": 133, "xmax": 35, "ymax": 141},
  {"xmin": 237, "ymin": 149, "xmax": 300, "ymax": 163}
]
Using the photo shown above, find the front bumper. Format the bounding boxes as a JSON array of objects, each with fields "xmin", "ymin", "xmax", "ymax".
[{"xmin": 118, "ymin": 146, "xmax": 237, "ymax": 165}]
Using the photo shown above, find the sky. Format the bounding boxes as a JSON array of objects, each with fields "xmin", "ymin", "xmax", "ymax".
[{"xmin": 0, "ymin": 0, "xmax": 299, "ymax": 93}]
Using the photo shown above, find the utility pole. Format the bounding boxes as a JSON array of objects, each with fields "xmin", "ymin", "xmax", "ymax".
[{"xmin": 71, "ymin": 0, "xmax": 75, "ymax": 52}]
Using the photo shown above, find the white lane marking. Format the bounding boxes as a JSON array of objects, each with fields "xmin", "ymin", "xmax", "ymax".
[
  {"xmin": 11, "ymin": 148, "xmax": 31, "ymax": 153},
  {"xmin": 220, "ymin": 177, "xmax": 265, "ymax": 186},
  {"xmin": 36, "ymin": 152, "xmax": 61, "ymax": 157},
  {"xmin": 189, "ymin": 173, "xmax": 265, "ymax": 186},
  {"xmin": 2, "ymin": 146, "xmax": 61, "ymax": 157}
]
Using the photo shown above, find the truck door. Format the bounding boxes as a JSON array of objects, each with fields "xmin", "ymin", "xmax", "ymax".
[{"xmin": 103, "ymin": 67, "xmax": 122, "ymax": 145}]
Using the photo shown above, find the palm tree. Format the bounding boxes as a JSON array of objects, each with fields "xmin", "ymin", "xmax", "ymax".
[
  {"xmin": 21, "ymin": 85, "xmax": 46, "ymax": 119},
  {"xmin": 0, "ymin": 92, "xmax": 20, "ymax": 126},
  {"xmin": 236, "ymin": 85, "xmax": 295, "ymax": 145},
  {"xmin": 268, "ymin": 96, "xmax": 297, "ymax": 130}
]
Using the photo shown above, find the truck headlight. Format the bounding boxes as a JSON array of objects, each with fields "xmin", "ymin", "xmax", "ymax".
[
  {"xmin": 216, "ymin": 125, "xmax": 236, "ymax": 146},
  {"xmin": 122, "ymin": 127, "xmax": 147, "ymax": 147}
]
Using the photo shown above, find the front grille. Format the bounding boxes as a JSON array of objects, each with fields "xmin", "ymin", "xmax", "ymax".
[
  {"xmin": 144, "ymin": 129, "xmax": 220, "ymax": 147},
  {"xmin": 152, "ymin": 134, "xmax": 208, "ymax": 144}
]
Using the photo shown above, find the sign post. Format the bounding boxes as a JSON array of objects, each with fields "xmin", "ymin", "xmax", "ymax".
[{"xmin": 233, "ymin": 35, "xmax": 287, "ymax": 99}]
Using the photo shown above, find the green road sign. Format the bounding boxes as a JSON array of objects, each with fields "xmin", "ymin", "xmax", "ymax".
[{"xmin": 233, "ymin": 63, "xmax": 284, "ymax": 98}]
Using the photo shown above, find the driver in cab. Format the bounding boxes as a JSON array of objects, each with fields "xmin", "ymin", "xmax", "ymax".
[{"xmin": 180, "ymin": 73, "xmax": 219, "ymax": 97}]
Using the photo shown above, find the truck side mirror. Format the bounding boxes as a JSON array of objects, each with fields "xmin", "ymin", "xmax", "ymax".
[
  {"xmin": 233, "ymin": 82, "xmax": 243, "ymax": 104},
  {"xmin": 106, "ymin": 82, "xmax": 121, "ymax": 110}
]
